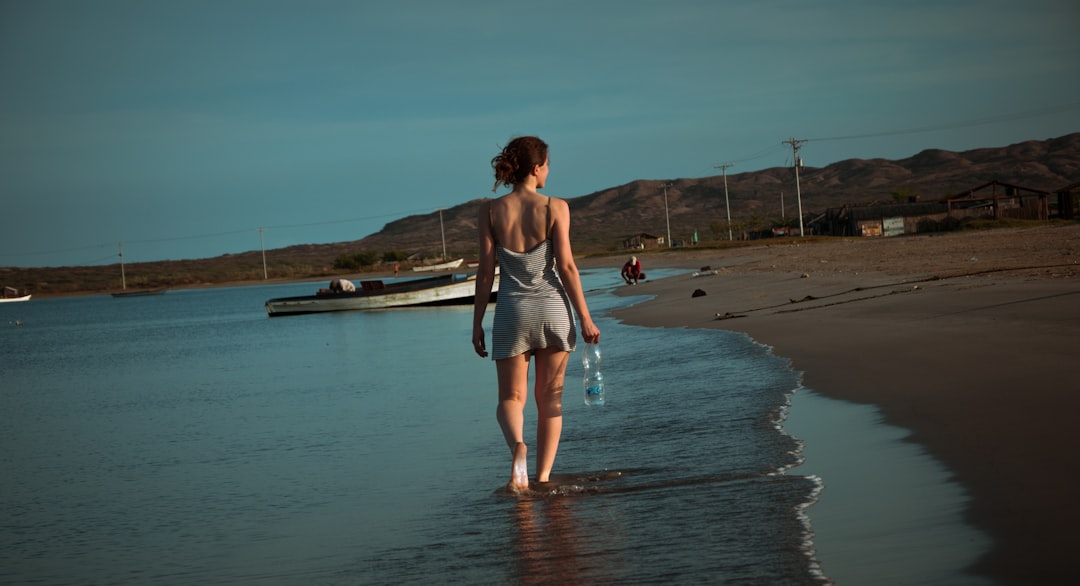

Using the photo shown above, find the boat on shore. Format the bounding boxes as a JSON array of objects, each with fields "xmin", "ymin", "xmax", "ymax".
[
  {"xmin": 412, "ymin": 258, "xmax": 464, "ymax": 272},
  {"xmin": 411, "ymin": 209, "xmax": 464, "ymax": 273},
  {"xmin": 265, "ymin": 272, "xmax": 498, "ymax": 317},
  {"xmin": 1, "ymin": 287, "xmax": 31, "ymax": 303},
  {"xmin": 111, "ymin": 287, "xmax": 168, "ymax": 298}
]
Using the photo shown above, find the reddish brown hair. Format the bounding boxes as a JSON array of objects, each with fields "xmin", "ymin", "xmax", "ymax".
[{"xmin": 491, "ymin": 136, "xmax": 549, "ymax": 192}]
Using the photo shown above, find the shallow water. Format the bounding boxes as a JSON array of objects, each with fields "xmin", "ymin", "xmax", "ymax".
[
  {"xmin": 0, "ymin": 270, "xmax": 985, "ymax": 584},
  {"xmin": 786, "ymin": 391, "xmax": 992, "ymax": 585}
]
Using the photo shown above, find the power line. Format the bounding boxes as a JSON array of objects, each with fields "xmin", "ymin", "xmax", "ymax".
[
  {"xmin": 124, "ymin": 228, "xmax": 255, "ymax": 246},
  {"xmin": 808, "ymin": 100, "xmax": 1080, "ymax": 143},
  {"xmin": 0, "ymin": 206, "xmax": 439, "ymax": 261},
  {"xmin": 260, "ymin": 207, "xmax": 434, "ymax": 232},
  {"xmin": 119, "ymin": 206, "xmax": 434, "ymax": 244},
  {"xmin": 715, "ymin": 100, "xmax": 1080, "ymax": 172},
  {"xmin": 726, "ymin": 143, "xmax": 787, "ymax": 165},
  {"xmin": 0, "ymin": 242, "xmax": 116, "ymax": 258}
]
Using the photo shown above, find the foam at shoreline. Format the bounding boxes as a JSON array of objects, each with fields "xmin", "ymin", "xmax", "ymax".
[
  {"xmin": 784, "ymin": 387, "xmax": 991, "ymax": 585},
  {"xmin": 598, "ymin": 227, "xmax": 1080, "ymax": 583}
]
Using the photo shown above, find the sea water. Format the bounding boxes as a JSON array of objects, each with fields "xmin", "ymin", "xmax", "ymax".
[{"xmin": 0, "ymin": 270, "xmax": 985, "ymax": 584}]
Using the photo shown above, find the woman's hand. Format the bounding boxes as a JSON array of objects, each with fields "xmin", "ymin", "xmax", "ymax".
[
  {"xmin": 581, "ymin": 319, "xmax": 601, "ymax": 345},
  {"xmin": 472, "ymin": 325, "xmax": 488, "ymax": 358}
]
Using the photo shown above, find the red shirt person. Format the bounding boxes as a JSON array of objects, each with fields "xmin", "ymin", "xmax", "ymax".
[{"xmin": 621, "ymin": 256, "xmax": 642, "ymax": 285}]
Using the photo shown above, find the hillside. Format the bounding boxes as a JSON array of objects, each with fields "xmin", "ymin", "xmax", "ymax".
[
  {"xmin": 5, "ymin": 132, "xmax": 1079, "ymax": 295},
  {"xmin": 357, "ymin": 132, "xmax": 1080, "ymax": 254}
]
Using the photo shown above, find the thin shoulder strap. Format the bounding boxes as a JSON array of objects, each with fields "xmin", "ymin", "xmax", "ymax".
[{"xmin": 545, "ymin": 197, "xmax": 553, "ymax": 239}]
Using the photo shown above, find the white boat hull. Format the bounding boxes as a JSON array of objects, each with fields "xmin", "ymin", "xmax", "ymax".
[
  {"xmin": 266, "ymin": 273, "xmax": 498, "ymax": 317},
  {"xmin": 412, "ymin": 258, "xmax": 464, "ymax": 272},
  {"xmin": 0, "ymin": 294, "xmax": 31, "ymax": 303}
]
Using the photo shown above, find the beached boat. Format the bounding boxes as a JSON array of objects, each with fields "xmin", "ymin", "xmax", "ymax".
[
  {"xmin": 1, "ymin": 287, "xmax": 31, "ymax": 303},
  {"xmin": 265, "ymin": 272, "xmax": 498, "ymax": 317},
  {"xmin": 111, "ymin": 287, "xmax": 167, "ymax": 298},
  {"xmin": 411, "ymin": 258, "xmax": 464, "ymax": 272},
  {"xmin": 410, "ymin": 209, "xmax": 464, "ymax": 272}
]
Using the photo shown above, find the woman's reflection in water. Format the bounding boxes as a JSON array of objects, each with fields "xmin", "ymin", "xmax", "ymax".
[{"xmin": 512, "ymin": 496, "xmax": 588, "ymax": 584}]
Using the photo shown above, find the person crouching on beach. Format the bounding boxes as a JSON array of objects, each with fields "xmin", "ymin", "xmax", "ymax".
[
  {"xmin": 471, "ymin": 136, "xmax": 601, "ymax": 493},
  {"xmin": 621, "ymin": 256, "xmax": 642, "ymax": 285}
]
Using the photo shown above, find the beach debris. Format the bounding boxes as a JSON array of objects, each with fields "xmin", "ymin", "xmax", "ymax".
[
  {"xmin": 790, "ymin": 295, "xmax": 818, "ymax": 304},
  {"xmin": 693, "ymin": 268, "xmax": 721, "ymax": 277},
  {"xmin": 714, "ymin": 312, "xmax": 745, "ymax": 320},
  {"xmin": 692, "ymin": 289, "xmax": 707, "ymax": 298},
  {"xmin": 801, "ymin": 272, "xmax": 810, "ymax": 278}
]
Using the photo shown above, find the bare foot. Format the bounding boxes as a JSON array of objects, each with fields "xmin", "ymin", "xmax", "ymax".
[{"xmin": 509, "ymin": 442, "xmax": 529, "ymax": 492}]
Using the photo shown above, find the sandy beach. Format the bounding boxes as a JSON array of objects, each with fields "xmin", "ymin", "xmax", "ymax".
[{"xmin": 595, "ymin": 224, "xmax": 1080, "ymax": 585}]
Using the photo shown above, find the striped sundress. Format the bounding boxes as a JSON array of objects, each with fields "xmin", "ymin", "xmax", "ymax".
[{"xmin": 490, "ymin": 203, "xmax": 577, "ymax": 360}]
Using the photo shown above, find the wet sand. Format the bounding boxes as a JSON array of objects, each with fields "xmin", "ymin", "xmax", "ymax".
[{"xmin": 593, "ymin": 224, "xmax": 1080, "ymax": 585}]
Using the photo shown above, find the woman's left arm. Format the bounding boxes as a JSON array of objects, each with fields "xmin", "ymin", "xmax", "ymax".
[{"xmin": 550, "ymin": 198, "xmax": 600, "ymax": 344}]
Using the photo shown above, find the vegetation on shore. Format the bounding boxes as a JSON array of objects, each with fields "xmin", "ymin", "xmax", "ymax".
[{"xmin": 2, "ymin": 219, "xmax": 1069, "ymax": 298}]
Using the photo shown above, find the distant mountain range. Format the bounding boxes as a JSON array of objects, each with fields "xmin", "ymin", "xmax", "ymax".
[
  {"xmin": 353, "ymin": 132, "xmax": 1080, "ymax": 256},
  {"xmin": 5, "ymin": 132, "xmax": 1079, "ymax": 295}
]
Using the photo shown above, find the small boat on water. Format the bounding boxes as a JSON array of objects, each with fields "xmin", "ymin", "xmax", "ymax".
[
  {"xmin": 265, "ymin": 272, "xmax": 499, "ymax": 317},
  {"xmin": 1, "ymin": 287, "xmax": 31, "ymax": 303},
  {"xmin": 412, "ymin": 258, "xmax": 464, "ymax": 272}
]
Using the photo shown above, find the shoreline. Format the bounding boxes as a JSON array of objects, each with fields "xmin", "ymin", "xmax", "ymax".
[
  {"xmin": 783, "ymin": 388, "xmax": 990, "ymax": 584},
  {"xmin": 596, "ymin": 224, "xmax": 1080, "ymax": 585}
]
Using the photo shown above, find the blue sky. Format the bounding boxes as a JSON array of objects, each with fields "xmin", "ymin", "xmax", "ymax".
[{"xmin": 2, "ymin": 0, "xmax": 1078, "ymax": 267}]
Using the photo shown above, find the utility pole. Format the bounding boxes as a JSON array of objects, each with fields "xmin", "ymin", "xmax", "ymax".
[
  {"xmin": 783, "ymin": 138, "xmax": 808, "ymax": 236},
  {"xmin": 439, "ymin": 209, "xmax": 447, "ymax": 260},
  {"xmin": 117, "ymin": 242, "xmax": 127, "ymax": 290},
  {"xmin": 258, "ymin": 227, "xmax": 268, "ymax": 279},
  {"xmin": 661, "ymin": 182, "xmax": 673, "ymax": 247},
  {"xmin": 714, "ymin": 163, "xmax": 734, "ymax": 240}
]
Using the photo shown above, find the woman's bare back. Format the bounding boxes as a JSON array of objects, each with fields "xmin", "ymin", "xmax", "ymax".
[{"xmin": 489, "ymin": 192, "xmax": 552, "ymax": 254}]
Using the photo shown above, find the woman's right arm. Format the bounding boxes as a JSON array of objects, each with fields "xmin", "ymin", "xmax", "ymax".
[{"xmin": 472, "ymin": 199, "xmax": 497, "ymax": 357}]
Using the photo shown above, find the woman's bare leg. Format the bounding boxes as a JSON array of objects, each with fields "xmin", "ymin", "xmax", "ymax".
[
  {"xmin": 496, "ymin": 354, "xmax": 531, "ymax": 491},
  {"xmin": 532, "ymin": 348, "xmax": 569, "ymax": 482}
]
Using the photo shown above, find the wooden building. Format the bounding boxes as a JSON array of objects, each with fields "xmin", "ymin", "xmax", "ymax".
[
  {"xmin": 623, "ymin": 233, "xmax": 662, "ymax": 250},
  {"xmin": 816, "ymin": 180, "xmax": 1069, "ymax": 237},
  {"xmin": 1055, "ymin": 181, "xmax": 1080, "ymax": 220},
  {"xmin": 945, "ymin": 180, "xmax": 1050, "ymax": 221}
]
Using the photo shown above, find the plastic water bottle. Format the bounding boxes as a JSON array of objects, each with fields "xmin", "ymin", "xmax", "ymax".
[{"xmin": 582, "ymin": 342, "xmax": 605, "ymax": 406}]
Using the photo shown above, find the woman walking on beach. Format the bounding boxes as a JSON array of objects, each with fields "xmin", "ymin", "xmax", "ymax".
[{"xmin": 472, "ymin": 136, "xmax": 601, "ymax": 492}]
